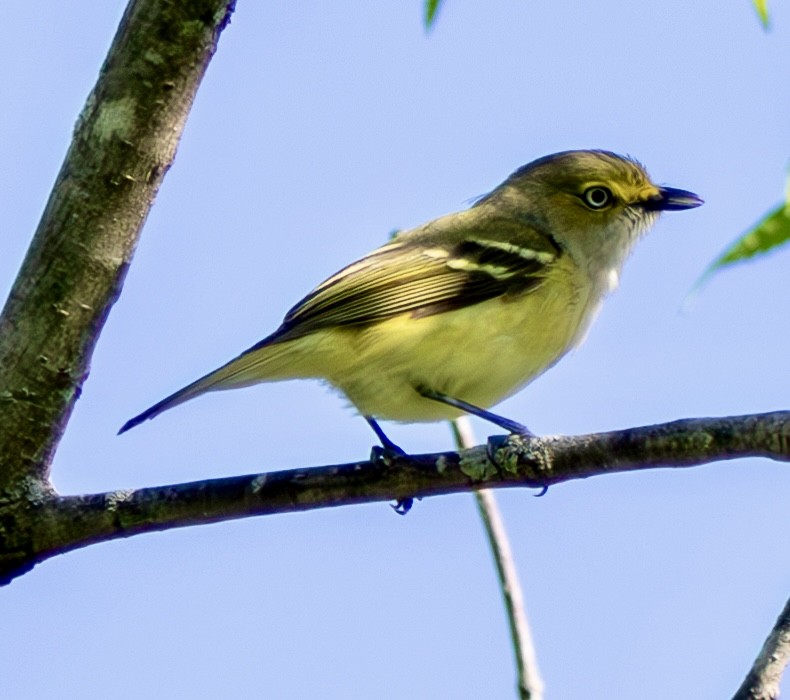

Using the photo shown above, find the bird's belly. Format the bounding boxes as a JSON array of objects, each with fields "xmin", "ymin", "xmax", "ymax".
[{"xmin": 305, "ymin": 281, "xmax": 592, "ymax": 422}]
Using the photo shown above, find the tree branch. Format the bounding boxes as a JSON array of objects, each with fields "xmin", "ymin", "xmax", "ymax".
[
  {"xmin": 3, "ymin": 410, "xmax": 787, "ymax": 585},
  {"xmin": 0, "ymin": 0, "xmax": 235, "ymax": 583},
  {"xmin": 732, "ymin": 596, "xmax": 790, "ymax": 700},
  {"xmin": 0, "ymin": 0, "xmax": 235, "ymax": 492}
]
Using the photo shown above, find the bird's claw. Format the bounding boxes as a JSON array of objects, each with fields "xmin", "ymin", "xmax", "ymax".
[
  {"xmin": 369, "ymin": 444, "xmax": 406, "ymax": 464},
  {"xmin": 391, "ymin": 498, "xmax": 414, "ymax": 515}
]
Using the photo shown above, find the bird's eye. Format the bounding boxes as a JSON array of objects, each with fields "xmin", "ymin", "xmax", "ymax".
[{"xmin": 581, "ymin": 186, "xmax": 613, "ymax": 210}]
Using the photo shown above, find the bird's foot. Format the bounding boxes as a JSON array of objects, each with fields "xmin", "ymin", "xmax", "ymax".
[{"xmin": 391, "ymin": 498, "xmax": 414, "ymax": 515}]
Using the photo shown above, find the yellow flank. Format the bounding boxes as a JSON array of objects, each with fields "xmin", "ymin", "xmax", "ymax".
[{"xmin": 314, "ymin": 256, "xmax": 591, "ymax": 421}]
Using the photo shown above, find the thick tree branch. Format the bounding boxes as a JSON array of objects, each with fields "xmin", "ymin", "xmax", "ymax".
[
  {"xmin": 2, "ymin": 410, "xmax": 787, "ymax": 585},
  {"xmin": 0, "ymin": 0, "xmax": 235, "ymax": 493}
]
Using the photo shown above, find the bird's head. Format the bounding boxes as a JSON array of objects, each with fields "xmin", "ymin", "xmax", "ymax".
[{"xmin": 485, "ymin": 149, "xmax": 703, "ymax": 277}]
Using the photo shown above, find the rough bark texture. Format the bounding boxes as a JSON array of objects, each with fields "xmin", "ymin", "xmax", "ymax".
[{"xmin": 0, "ymin": 0, "xmax": 236, "ymax": 581}]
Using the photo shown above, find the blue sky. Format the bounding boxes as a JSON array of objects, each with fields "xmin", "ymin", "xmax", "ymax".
[{"xmin": 2, "ymin": 2, "xmax": 789, "ymax": 698}]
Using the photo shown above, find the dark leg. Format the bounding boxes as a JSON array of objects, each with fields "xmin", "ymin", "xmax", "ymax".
[
  {"xmin": 417, "ymin": 386, "xmax": 533, "ymax": 436},
  {"xmin": 365, "ymin": 416, "xmax": 406, "ymax": 455},
  {"xmin": 364, "ymin": 416, "xmax": 412, "ymax": 514}
]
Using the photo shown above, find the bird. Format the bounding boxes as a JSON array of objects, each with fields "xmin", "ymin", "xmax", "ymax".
[{"xmin": 119, "ymin": 150, "xmax": 702, "ymax": 451}]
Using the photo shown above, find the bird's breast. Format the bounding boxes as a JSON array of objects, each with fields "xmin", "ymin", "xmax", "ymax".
[{"xmin": 306, "ymin": 257, "xmax": 596, "ymax": 422}]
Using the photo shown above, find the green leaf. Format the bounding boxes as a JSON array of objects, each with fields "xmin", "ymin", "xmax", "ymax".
[
  {"xmin": 424, "ymin": 0, "xmax": 443, "ymax": 30},
  {"xmin": 752, "ymin": 0, "xmax": 770, "ymax": 30},
  {"xmin": 696, "ymin": 202, "xmax": 790, "ymax": 288}
]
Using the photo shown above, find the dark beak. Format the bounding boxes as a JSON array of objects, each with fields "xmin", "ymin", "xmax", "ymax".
[{"xmin": 642, "ymin": 186, "xmax": 704, "ymax": 211}]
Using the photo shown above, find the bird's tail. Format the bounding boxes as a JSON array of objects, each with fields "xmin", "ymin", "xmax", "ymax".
[{"xmin": 118, "ymin": 335, "xmax": 305, "ymax": 434}]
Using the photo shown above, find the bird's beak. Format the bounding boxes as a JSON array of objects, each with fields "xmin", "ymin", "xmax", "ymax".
[{"xmin": 642, "ymin": 187, "xmax": 704, "ymax": 211}]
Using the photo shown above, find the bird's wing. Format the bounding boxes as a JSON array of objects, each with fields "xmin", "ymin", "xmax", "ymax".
[
  {"xmin": 269, "ymin": 226, "xmax": 560, "ymax": 343},
  {"xmin": 118, "ymin": 221, "xmax": 562, "ymax": 433}
]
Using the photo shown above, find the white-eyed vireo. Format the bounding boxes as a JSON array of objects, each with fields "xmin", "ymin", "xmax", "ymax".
[{"xmin": 120, "ymin": 150, "xmax": 702, "ymax": 449}]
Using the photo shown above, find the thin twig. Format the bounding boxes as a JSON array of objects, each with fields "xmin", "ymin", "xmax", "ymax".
[
  {"xmin": 732, "ymin": 597, "xmax": 790, "ymax": 700},
  {"xmin": 452, "ymin": 417, "xmax": 544, "ymax": 700}
]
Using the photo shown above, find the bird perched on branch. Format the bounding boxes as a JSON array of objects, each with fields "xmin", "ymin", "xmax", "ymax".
[{"xmin": 120, "ymin": 150, "xmax": 702, "ymax": 451}]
